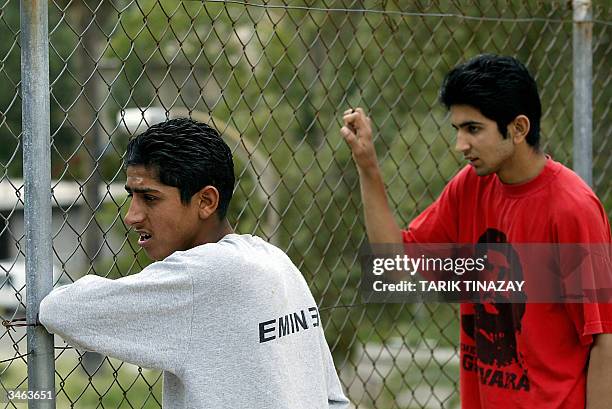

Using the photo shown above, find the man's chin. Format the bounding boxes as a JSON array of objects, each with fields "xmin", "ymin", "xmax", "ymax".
[
  {"xmin": 473, "ymin": 166, "xmax": 494, "ymax": 177},
  {"xmin": 143, "ymin": 248, "xmax": 166, "ymax": 261},
  {"xmin": 152, "ymin": 249, "xmax": 180, "ymax": 261}
]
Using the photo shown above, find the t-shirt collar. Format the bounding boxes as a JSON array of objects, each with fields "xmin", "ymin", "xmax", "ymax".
[{"xmin": 495, "ymin": 156, "xmax": 561, "ymax": 198}]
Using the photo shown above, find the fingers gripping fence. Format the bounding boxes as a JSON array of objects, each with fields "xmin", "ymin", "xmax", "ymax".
[{"xmin": 0, "ymin": 1, "xmax": 610, "ymax": 408}]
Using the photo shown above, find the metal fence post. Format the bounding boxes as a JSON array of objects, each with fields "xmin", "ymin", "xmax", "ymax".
[
  {"xmin": 572, "ymin": 0, "xmax": 593, "ymax": 186},
  {"xmin": 20, "ymin": 0, "xmax": 56, "ymax": 408}
]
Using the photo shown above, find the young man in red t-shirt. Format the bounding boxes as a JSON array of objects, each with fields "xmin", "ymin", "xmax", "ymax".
[{"xmin": 339, "ymin": 54, "xmax": 612, "ymax": 408}]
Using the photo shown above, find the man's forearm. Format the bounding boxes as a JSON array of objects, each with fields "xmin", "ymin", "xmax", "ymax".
[
  {"xmin": 39, "ymin": 268, "xmax": 192, "ymax": 371},
  {"xmin": 586, "ymin": 334, "xmax": 612, "ymax": 409},
  {"xmin": 341, "ymin": 107, "xmax": 402, "ymax": 244},
  {"xmin": 358, "ymin": 166, "xmax": 402, "ymax": 244}
]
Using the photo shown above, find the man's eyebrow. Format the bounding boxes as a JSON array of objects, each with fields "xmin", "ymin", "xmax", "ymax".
[
  {"xmin": 452, "ymin": 121, "xmax": 484, "ymax": 129},
  {"xmin": 124, "ymin": 186, "xmax": 161, "ymax": 194}
]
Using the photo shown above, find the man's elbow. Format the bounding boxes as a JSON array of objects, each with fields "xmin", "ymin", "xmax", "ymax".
[{"xmin": 38, "ymin": 291, "xmax": 71, "ymax": 335}]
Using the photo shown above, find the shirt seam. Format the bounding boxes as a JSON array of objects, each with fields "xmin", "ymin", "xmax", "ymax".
[{"xmin": 583, "ymin": 320, "xmax": 612, "ymax": 335}]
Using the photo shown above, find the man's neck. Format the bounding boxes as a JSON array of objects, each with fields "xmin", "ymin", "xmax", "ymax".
[
  {"xmin": 210, "ymin": 219, "xmax": 234, "ymax": 242},
  {"xmin": 497, "ymin": 146, "xmax": 547, "ymax": 185},
  {"xmin": 194, "ymin": 218, "xmax": 235, "ymax": 247}
]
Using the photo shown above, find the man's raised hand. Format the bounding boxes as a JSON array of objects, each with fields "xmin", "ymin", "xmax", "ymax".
[{"xmin": 340, "ymin": 108, "xmax": 379, "ymax": 174}]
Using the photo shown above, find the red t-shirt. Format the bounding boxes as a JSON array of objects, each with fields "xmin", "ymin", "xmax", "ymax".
[{"xmin": 402, "ymin": 158, "xmax": 612, "ymax": 409}]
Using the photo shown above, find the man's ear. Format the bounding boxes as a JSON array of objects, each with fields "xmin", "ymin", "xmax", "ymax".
[
  {"xmin": 196, "ymin": 186, "xmax": 219, "ymax": 219},
  {"xmin": 509, "ymin": 115, "xmax": 530, "ymax": 144}
]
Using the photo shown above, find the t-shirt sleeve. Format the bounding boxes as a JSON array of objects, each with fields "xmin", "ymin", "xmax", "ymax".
[
  {"xmin": 319, "ymin": 329, "xmax": 350, "ymax": 408},
  {"xmin": 39, "ymin": 256, "xmax": 193, "ymax": 373},
  {"xmin": 402, "ymin": 167, "xmax": 467, "ymax": 244},
  {"xmin": 556, "ymin": 190, "xmax": 612, "ymax": 345}
]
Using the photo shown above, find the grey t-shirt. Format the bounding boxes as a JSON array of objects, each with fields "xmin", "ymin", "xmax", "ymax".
[{"xmin": 39, "ymin": 234, "xmax": 349, "ymax": 409}]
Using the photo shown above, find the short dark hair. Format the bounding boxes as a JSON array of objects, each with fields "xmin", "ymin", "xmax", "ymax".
[
  {"xmin": 125, "ymin": 117, "xmax": 235, "ymax": 219},
  {"xmin": 440, "ymin": 54, "xmax": 542, "ymax": 149}
]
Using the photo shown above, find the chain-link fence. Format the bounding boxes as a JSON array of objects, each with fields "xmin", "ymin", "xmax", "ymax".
[{"xmin": 1, "ymin": 1, "xmax": 610, "ymax": 408}]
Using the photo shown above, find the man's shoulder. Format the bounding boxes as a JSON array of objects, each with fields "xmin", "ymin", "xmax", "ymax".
[
  {"xmin": 550, "ymin": 162, "xmax": 604, "ymax": 211},
  {"xmin": 166, "ymin": 234, "xmax": 257, "ymax": 258},
  {"xmin": 183, "ymin": 234, "xmax": 286, "ymax": 261},
  {"xmin": 544, "ymin": 162, "xmax": 611, "ymax": 241},
  {"xmin": 166, "ymin": 234, "xmax": 295, "ymax": 276}
]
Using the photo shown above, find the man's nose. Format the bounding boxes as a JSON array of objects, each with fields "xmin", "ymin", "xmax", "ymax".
[
  {"xmin": 454, "ymin": 132, "xmax": 470, "ymax": 153},
  {"xmin": 124, "ymin": 199, "xmax": 144, "ymax": 226}
]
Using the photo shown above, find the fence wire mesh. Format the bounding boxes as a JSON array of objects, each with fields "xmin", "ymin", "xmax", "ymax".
[{"xmin": 1, "ymin": 1, "xmax": 610, "ymax": 408}]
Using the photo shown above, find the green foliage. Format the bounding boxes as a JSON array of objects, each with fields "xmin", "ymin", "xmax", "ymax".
[{"xmin": 0, "ymin": 2, "xmax": 22, "ymax": 179}]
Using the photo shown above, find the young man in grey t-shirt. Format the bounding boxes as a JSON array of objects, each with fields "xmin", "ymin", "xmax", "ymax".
[{"xmin": 39, "ymin": 118, "xmax": 349, "ymax": 409}]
